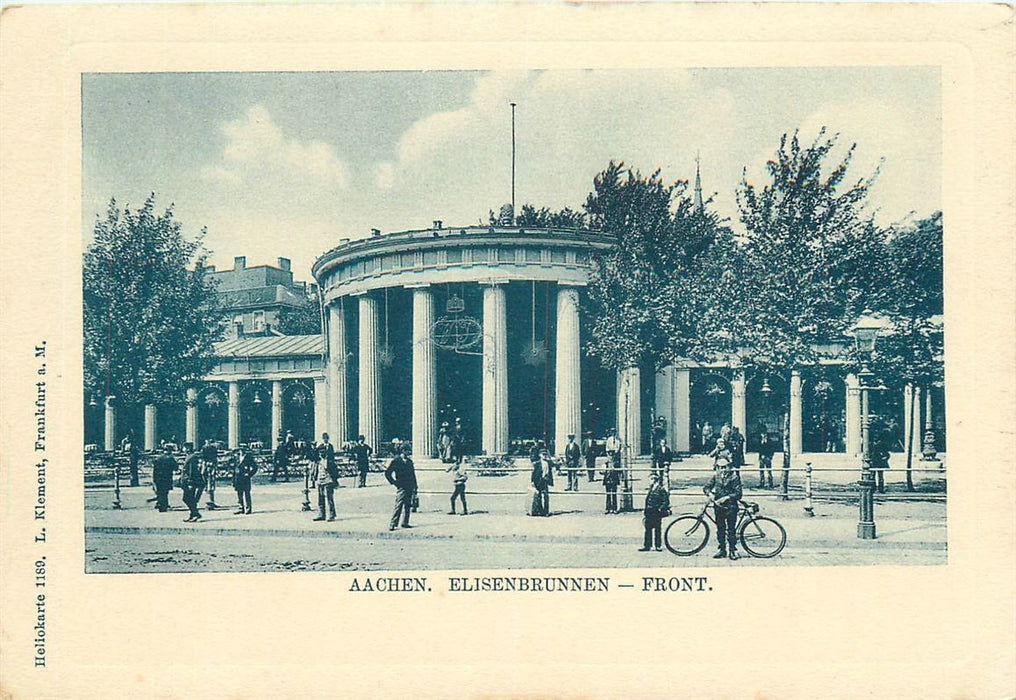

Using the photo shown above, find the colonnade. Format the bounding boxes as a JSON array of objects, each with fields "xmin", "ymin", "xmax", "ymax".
[{"xmin": 325, "ymin": 281, "xmax": 585, "ymax": 458}]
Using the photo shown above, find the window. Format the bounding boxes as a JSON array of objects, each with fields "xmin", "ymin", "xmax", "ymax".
[
  {"xmin": 496, "ymin": 247, "xmax": 514, "ymax": 262},
  {"xmin": 252, "ymin": 311, "xmax": 265, "ymax": 332},
  {"xmin": 423, "ymin": 250, "xmax": 439, "ymax": 267},
  {"xmin": 550, "ymin": 249, "xmax": 566, "ymax": 264},
  {"xmin": 446, "ymin": 248, "xmax": 462, "ymax": 264},
  {"xmin": 524, "ymin": 247, "xmax": 542, "ymax": 262}
]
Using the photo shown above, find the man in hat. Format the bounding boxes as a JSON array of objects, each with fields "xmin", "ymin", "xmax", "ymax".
[
  {"xmin": 703, "ymin": 455, "xmax": 743, "ymax": 560},
  {"xmin": 350, "ymin": 435, "xmax": 373, "ymax": 488},
  {"xmin": 180, "ymin": 443, "xmax": 204, "ymax": 522},
  {"xmin": 385, "ymin": 442, "xmax": 418, "ymax": 530},
  {"xmin": 151, "ymin": 443, "xmax": 177, "ymax": 513},
  {"xmin": 640, "ymin": 473, "xmax": 671, "ymax": 551},
  {"xmin": 563, "ymin": 433, "xmax": 581, "ymax": 491},
  {"xmin": 582, "ymin": 431, "xmax": 598, "ymax": 482},
  {"xmin": 531, "ymin": 448, "xmax": 554, "ymax": 516}
]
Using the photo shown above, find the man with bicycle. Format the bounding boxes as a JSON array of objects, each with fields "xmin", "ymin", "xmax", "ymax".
[{"xmin": 703, "ymin": 455, "xmax": 743, "ymax": 560}]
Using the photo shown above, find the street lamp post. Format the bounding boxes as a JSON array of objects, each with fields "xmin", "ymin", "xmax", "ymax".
[{"xmin": 851, "ymin": 310, "xmax": 887, "ymax": 540}]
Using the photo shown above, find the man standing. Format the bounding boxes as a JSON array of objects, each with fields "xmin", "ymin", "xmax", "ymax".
[
  {"xmin": 125, "ymin": 430, "xmax": 140, "ymax": 487},
  {"xmin": 385, "ymin": 443, "xmax": 417, "ymax": 531},
  {"xmin": 271, "ymin": 433, "xmax": 290, "ymax": 482},
  {"xmin": 582, "ymin": 431, "xmax": 598, "ymax": 482},
  {"xmin": 151, "ymin": 443, "xmax": 177, "ymax": 512},
  {"xmin": 350, "ymin": 435, "xmax": 373, "ymax": 488},
  {"xmin": 531, "ymin": 448, "xmax": 554, "ymax": 517},
  {"xmin": 757, "ymin": 432, "xmax": 776, "ymax": 488},
  {"xmin": 602, "ymin": 457, "xmax": 620, "ymax": 514},
  {"xmin": 652, "ymin": 437, "xmax": 674, "ymax": 483},
  {"xmin": 201, "ymin": 438, "xmax": 219, "ymax": 507},
  {"xmin": 180, "ymin": 444, "xmax": 204, "ymax": 522},
  {"xmin": 605, "ymin": 429, "xmax": 621, "ymax": 469},
  {"xmin": 729, "ymin": 426, "xmax": 745, "ymax": 468},
  {"xmin": 703, "ymin": 455, "xmax": 743, "ymax": 560},
  {"xmin": 563, "ymin": 434, "xmax": 581, "ymax": 492},
  {"xmin": 313, "ymin": 435, "xmax": 338, "ymax": 522},
  {"xmin": 639, "ymin": 474, "xmax": 671, "ymax": 551},
  {"xmin": 232, "ymin": 446, "xmax": 258, "ymax": 515}
]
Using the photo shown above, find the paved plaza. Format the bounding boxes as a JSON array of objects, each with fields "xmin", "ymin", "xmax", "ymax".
[{"xmin": 84, "ymin": 453, "xmax": 947, "ymax": 572}]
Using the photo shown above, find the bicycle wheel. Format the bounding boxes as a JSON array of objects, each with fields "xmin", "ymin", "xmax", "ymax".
[
  {"xmin": 739, "ymin": 516, "xmax": 787, "ymax": 558},
  {"xmin": 664, "ymin": 516, "xmax": 710, "ymax": 556}
]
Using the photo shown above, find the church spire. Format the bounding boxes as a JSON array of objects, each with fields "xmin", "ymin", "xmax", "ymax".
[{"xmin": 693, "ymin": 151, "xmax": 704, "ymax": 213}]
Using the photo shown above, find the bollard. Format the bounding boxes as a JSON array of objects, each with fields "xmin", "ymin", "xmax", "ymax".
[
  {"xmin": 803, "ymin": 462, "xmax": 814, "ymax": 517},
  {"xmin": 780, "ymin": 452, "xmax": 790, "ymax": 501},
  {"xmin": 301, "ymin": 463, "xmax": 312, "ymax": 512},
  {"xmin": 112, "ymin": 457, "xmax": 123, "ymax": 510}
]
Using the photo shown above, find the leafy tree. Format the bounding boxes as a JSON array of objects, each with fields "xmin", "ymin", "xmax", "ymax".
[
  {"xmin": 275, "ymin": 292, "xmax": 323, "ymax": 335},
  {"xmin": 583, "ymin": 161, "xmax": 735, "ymax": 371},
  {"xmin": 83, "ymin": 195, "xmax": 224, "ymax": 436},
  {"xmin": 869, "ymin": 211, "xmax": 944, "ymax": 488},
  {"xmin": 726, "ymin": 128, "xmax": 887, "ymax": 368},
  {"xmin": 487, "ymin": 203, "xmax": 587, "ymax": 228},
  {"xmin": 714, "ymin": 129, "xmax": 889, "ymax": 473}
]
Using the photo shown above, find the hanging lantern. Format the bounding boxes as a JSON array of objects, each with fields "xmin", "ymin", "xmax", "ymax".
[
  {"xmin": 760, "ymin": 378, "xmax": 772, "ymax": 394},
  {"xmin": 253, "ymin": 391, "xmax": 262, "ymax": 405},
  {"xmin": 446, "ymin": 294, "xmax": 465, "ymax": 314},
  {"xmin": 520, "ymin": 280, "xmax": 547, "ymax": 366}
]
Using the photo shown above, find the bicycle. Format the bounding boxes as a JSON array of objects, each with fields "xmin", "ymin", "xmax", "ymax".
[{"xmin": 664, "ymin": 499, "xmax": 787, "ymax": 558}]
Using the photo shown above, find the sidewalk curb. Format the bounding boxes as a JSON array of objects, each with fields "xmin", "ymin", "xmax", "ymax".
[{"xmin": 85, "ymin": 525, "xmax": 947, "ymax": 551}]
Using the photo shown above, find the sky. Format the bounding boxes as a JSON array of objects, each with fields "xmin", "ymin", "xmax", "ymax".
[{"xmin": 82, "ymin": 68, "xmax": 941, "ymax": 281}]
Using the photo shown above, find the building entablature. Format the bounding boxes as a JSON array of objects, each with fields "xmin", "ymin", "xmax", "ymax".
[{"xmin": 312, "ymin": 225, "xmax": 614, "ymax": 303}]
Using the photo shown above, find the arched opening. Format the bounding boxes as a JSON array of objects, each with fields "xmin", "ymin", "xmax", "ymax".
[
  {"xmin": 690, "ymin": 371, "xmax": 732, "ymax": 453},
  {"xmin": 282, "ymin": 381, "xmax": 315, "ymax": 442},
  {"xmin": 803, "ymin": 371, "xmax": 846, "ymax": 452},
  {"xmin": 239, "ymin": 381, "xmax": 271, "ymax": 447},
  {"xmin": 746, "ymin": 372, "xmax": 788, "ymax": 452},
  {"xmin": 197, "ymin": 386, "xmax": 228, "ymax": 447}
]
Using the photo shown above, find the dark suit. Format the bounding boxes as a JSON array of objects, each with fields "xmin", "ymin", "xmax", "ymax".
[
  {"xmin": 704, "ymin": 469, "xmax": 743, "ymax": 553},
  {"xmin": 531, "ymin": 458, "xmax": 554, "ymax": 516},
  {"xmin": 233, "ymin": 452, "xmax": 257, "ymax": 513},
  {"xmin": 564, "ymin": 441, "xmax": 581, "ymax": 491},
  {"xmin": 271, "ymin": 440, "xmax": 289, "ymax": 481},
  {"xmin": 652, "ymin": 444, "xmax": 674, "ymax": 480},
  {"xmin": 350, "ymin": 442, "xmax": 372, "ymax": 487},
  {"xmin": 152, "ymin": 453, "xmax": 176, "ymax": 512},
  {"xmin": 602, "ymin": 463, "xmax": 621, "ymax": 513},
  {"xmin": 642, "ymin": 482, "xmax": 671, "ymax": 549},
  {"xmin": 385, "ymin": 455, "xmax": 417, "ymax": 529},
  {"xmin": 181, "ymin": 453, "xmax": 204, "ymax": 519}
]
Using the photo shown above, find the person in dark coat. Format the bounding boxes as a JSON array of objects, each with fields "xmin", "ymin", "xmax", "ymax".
[
  {"xmin": 151, "ymin": 444, "xmax": 177, "ymax": 512},
  {"xmin": 313, "ymin": 436, "xmax": 339, "ymax": 522},
  {"xmin": 729, "ymin": 427, "xmax": 746, "ymax": 468},
  {"xmin": 531, "ymin": 448, "xmax": 554, "ymax": 516},
  {"xmin": 652, "ymin": 438, "xmax": 674, "ymax": 482},
  {"xmin": 350, "ymin": 435, "xmax": 373, "ymax": 488},
  {"xmin": 563, "ymin": 434, "xmax": 582, "ymax": 491},
  {"xmin": 640, "ymin": 474, "xmax": 671, "ymax": 551},
  {"xmin": 385, "ymin": 444, "xmax": 418, "ymax": 530},
  {"xmin": 582, "ymin": 432, "xmax": 598, "ymax": 482},
  {"xmin": 125, "ymin": 430, "xmax": 140, "ymax": 487},
  {"xmin": 757, "ymin": 432, "xmax": 776, "ymax": 488},
  {"xmin": 602, "ymin": 457, "xmax": 621, "ymax": 514},
  {"xmin": 271, "ymin": 435, "xmax": 290, "ymax": 482},
  {"xmin": 871, "ymin": 432, "xmax": 891, "ymax": 494},
  {"xmin": 703, "ymin": 456, "xmax": 743, "ymax": 559},
  {"xmin": 180, "ymin": 446, "xmax": 204, "ymax": 522},
  {"xmin": 232, "ymin": 446, "xmax": 258, "ymax": 515}
]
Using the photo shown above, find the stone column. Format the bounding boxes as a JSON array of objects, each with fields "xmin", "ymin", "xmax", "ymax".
[
  {"xmin": 482, "ymin": 282, "xmax": 508, "ymax": 454},
  {"xmin": 845, "ymin": 373, "xmax": 861, "ymax": 457},
  {"xmin": 731, "ymin": 369, "xmax": 747, "ymax": 435},
  {"xmin": 313, "ymin": 377, "xmax": 327, "ymax": 442},
  {"xmin": 674, "ymin": 368, "xmax": 691, "ymax": 453},
  {"xmin": 227, "ymin": 381, "xmax": 240, "ymax": 450},
  {"xmin": 903, "ymin": 383, "xmax": 921, "ymax": 456},
  {"xmin": 411, "ymin": 285, "xmax": 437, "ymax": 458},
  {"xmin": 327, "ymin": 301, "xmax": 349, "ymax": 445},
  {"xmin": 185, "ymin": 387, "xmax": 198, "ymax": 447},
  {"xmin": 617, "ymin": 366, "xmax": 642, "ymax": 455},
  {"xmin": 103, "ymin": 395, "xmax": 117, "ymax": 451},
  {"xmin": 554, "ymin": 284, "xmax": 582, "ymax": 456},
  {"xmin": 358, "ymin": 294, "xmax": 382, "ymax": 450},
  {"xmin": 144, "ymin": 404, "xmax": 157, "ymax": 451},
  {"xmin": 654, "ymin": 365, "xmax": 674, "ymax": 448},
  {"xmin": 271, "ymin": 380, "xmax": 283, "ymax": 450},
  {"xmin": 789, "ymin": 370, "xmax": 803, "ymax": 457}
]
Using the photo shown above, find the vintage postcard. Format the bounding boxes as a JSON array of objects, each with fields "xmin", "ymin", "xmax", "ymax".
[{"xmin": 1, "ymin": 4, "xmax": 1013, "ymax": 699}]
